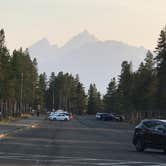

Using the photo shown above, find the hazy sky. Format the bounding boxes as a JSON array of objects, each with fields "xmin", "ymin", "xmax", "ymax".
[{"xmin": 0, "ymin": 0, "xmax": 166, "ymax": 51}]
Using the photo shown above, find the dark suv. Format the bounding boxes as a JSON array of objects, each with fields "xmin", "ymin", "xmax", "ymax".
[
  {"xmin": 96, "ymin": 112, "xmax": 123, "ymax": 121},
  {"xmin": 133, "ymin": 119, "xmax": 166, "ymax": 153}
]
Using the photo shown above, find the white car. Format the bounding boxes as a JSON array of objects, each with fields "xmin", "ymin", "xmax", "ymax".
[
  {"xmin": 48, "ymin": 112, "xmax": 59, "ymax": 120},
  {"xmin": 49, "ymin": 113, "xmax": 70, "ymax": 121}
]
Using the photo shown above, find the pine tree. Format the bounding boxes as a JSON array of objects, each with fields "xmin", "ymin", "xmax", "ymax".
[
  {"xmin": 117, "ymin": 61, "xmax": 133, "ymax": 112},
  {"xmin": 47, "ymin": 72, "xmax": 55, "ymax": 111},
  {"xmin": 0, "ymin": 29, "xmax": 10, "ymax": 117},
  {"xmin": 132, "ymin": 51, "xmax": 157, "ymax": 111},
  {"xmin": 87, "ymin": 84, "xmax": 101, "ymax": 114},
  {"xmin": 38, "ymin": 73, "xmax": 47, "ymax": 111},
  {"xmin": 0, "ymin": 29, "xmax": 10, "ymax": 99},
  {"xmin": 75, "ymin": 82, "xmax": 87, "ymax": 115},
  {"xmin": 155, "ymin": 26, "xmax": 166, "ymax": 110},
  {"xmin": 104, "ymin": 78, "xmax": 117, "ymax": 112}
]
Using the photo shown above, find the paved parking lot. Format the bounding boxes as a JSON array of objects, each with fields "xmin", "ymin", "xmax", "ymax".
[{"xmin": 0, "ymin": 115, "xmax": 166, "ymax": 165}]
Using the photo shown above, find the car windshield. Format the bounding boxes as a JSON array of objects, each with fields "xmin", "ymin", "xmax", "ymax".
[{"xmin": 144, "ymin": 121, "xmax": 166, "ymax": 129}]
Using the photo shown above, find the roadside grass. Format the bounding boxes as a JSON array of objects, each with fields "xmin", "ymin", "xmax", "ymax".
[
  {"xmin": 21, "ymin": 113, "xmax": 32, "ymax": 119},
  {"xmin": 0, "ymin": 113, "xmax": 32, "ymax": 125}
]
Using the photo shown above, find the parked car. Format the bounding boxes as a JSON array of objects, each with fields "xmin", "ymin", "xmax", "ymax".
[
  {"xmin": 48, "ymin": 112, "xmax": 59, "ymax": 120},
  {"xmin": 101, "ymin": 113, "xmax": 114, "ymax": 121},
  {"xmin": 96, "ymin": 112, "xmax": 123, "ymax": 121},
  {"xmin": 133, "ymin": 119, "xmax": 166, "ymax": 153},
  {"xmin": 96, "ymin": 112, "xmax": 109, "ymax": 120},
  {"xmin": 48, "ymin": 111, "xmax": 72, "ymax": 121},
  {"xmin": 96, "ymin": 112, "xmax": 103, "ymax": 120},
  {"xmin": 62, "ymin": 112, "xmax": 73, "ymax": 120},
  {"xmin": 112, "ymin": 113, "xmax": 124, "ymax": 121},
  {"xmin": 50, "ymin": 113, "xmax": 70, "ymax": 121}
]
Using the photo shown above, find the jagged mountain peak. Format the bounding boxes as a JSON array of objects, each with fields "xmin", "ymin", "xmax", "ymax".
[
  {"xmin": 74, "ymin": 30, "xmax": 97, "ymax": 42},
  {"xmin": 77, "ymin": 30, "xmax": 96, "ymax": 39},
  {"xmin": 36, "ymin": 38, "xmax": 50, "ymax": 46},
  {"xmin": 62, "ymin": 30, "xmax": 98, "ymax": 49},
  {"xmin": 29, "ymin": 32, "xmax": 147, "ymax": 93},
  {"xmin": 29, "ymin": 37, "xmax": 59, "ymax": 51}
]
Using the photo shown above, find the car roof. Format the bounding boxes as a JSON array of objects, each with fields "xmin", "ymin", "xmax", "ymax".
[{"xmin": 142, "ymin": 119, "xmax": 166, "ymax": 123}]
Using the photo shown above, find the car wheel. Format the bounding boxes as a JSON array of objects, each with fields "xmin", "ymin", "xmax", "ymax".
[
  {"xmin": 135, "ymin": 139, "xmax": 145, "ymax": 152},
  {"xmin": 64, "ymin": 118, "xmax": 68, "ymax": 121},
  {"xmin": 53, "ymin": 118, "xmax": 57, "ymax": 121},
  {"xmin": 163, "ymin": 146, "xmax": 166, "ymax": 154}
]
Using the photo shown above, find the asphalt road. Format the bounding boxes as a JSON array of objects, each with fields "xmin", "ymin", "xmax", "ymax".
[{"xmin": 0, "ymin": 115, "xmax": 166, "ymax": 166}]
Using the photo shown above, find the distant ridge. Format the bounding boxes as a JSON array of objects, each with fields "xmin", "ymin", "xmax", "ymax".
[{"xmin": 28, "ymin": 31, "xmax": 147, "ymax": 93}]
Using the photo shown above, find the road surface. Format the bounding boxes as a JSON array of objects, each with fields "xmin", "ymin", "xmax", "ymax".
[{"xmin": 0, "ymin": 115, "xmax": 166, "ymax": 166}]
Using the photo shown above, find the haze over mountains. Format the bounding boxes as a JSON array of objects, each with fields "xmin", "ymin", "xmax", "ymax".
[{"xmin": 29, "ymin": 30, "xmax": 147, "ymax": 93}]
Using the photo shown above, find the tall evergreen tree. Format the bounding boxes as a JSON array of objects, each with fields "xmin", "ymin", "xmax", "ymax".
[
  {"xmin": 155, "ymin": 26, "xmax": 166, "ymax": 110},
  {"xmin": 75, "ymin": 82, "xmax": 87, "ymax": 115},
  {"xmin": 38, "ymin": 73, "xmax": 47, "ymax": 111},
  {"xmin": 47, "ymin": 72, "xmax": 56, "ymax": 110},
  {"xmin": 0, "ymin": 29, "xmax": 11, "ymax": 117},
  {"xmin": 104, "ymin": 78, "xmax": 117, "ymax": 112},
  {"xmin": 117, "ymin": 61, "xmax": 133, "ymax": 112},
  {"xmin": 132, "ymin": 51, "xmax": 157, "ymax": 111},
  {"xmin": 87, "ymin": 84, "xmax": 101, "ymax": 114},
  {"xmin": 0, "ymin": 29, "xmax": 10, "ymax": 100}
]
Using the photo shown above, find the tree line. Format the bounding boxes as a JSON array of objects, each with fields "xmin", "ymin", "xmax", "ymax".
[
  {"xmin": 45, "ymin": 72, "xmax": 87, "ymax": 114},
  {"xmin": 0, "ymin": 28, "xmax": 87, "ymax": 117},
  {"xmin": 102, "ymin": 26, "xmax": 166, "ymax": 120},
  {"xmin": 0, "ymin": 29, "xmax": 40, "ymax": 118},
  {"xmin": 0, "ymin": 26, "xmax": 166, "ymax": 119}
]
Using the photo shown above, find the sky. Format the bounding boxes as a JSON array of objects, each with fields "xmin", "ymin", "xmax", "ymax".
[{"xmin": 0, "ymin": 0, "xmax": 166, "ymax": 51}]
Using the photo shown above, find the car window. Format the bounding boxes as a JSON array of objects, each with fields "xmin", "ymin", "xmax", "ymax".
[
  {"xmin": 143, "ymin": 121, "xmax": 165, "ymax": 129},
  {"xmin": 154, "ymin": 124, "xmax": 166, "ymax": 132}
]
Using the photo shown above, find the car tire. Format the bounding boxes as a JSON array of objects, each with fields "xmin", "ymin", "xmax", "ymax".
[
  {"xmin": 53, "ymin": 118, "xmax": 57, "ymax": 121},
  {"xmin": 135, "ymin": 139, "xmax": 145, "ymax": 152},
  {"xmin": 163, "ymin": 147, "xmax": 166, "ymax": 154},
  {"xmin": 64, "ymin": 118, "xmax": 68, "ymax": 121}
]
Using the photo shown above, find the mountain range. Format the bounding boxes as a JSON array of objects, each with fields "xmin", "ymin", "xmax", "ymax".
[{"xmin": 28, "ymin": 30, "xmax": 147, "ymax": 93}]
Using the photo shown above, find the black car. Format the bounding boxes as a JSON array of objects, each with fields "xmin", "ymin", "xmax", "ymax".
[
  {"xmin": 133, "ymin": 119, "xmax": 166, "ymax": 153},
  {"xmin": 112, "ymin": 113, "xmax": 124, "ymax": 122},
  {"xmin": 96, "ymin": 112, "xmax": 122, "ymax": 121}
]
